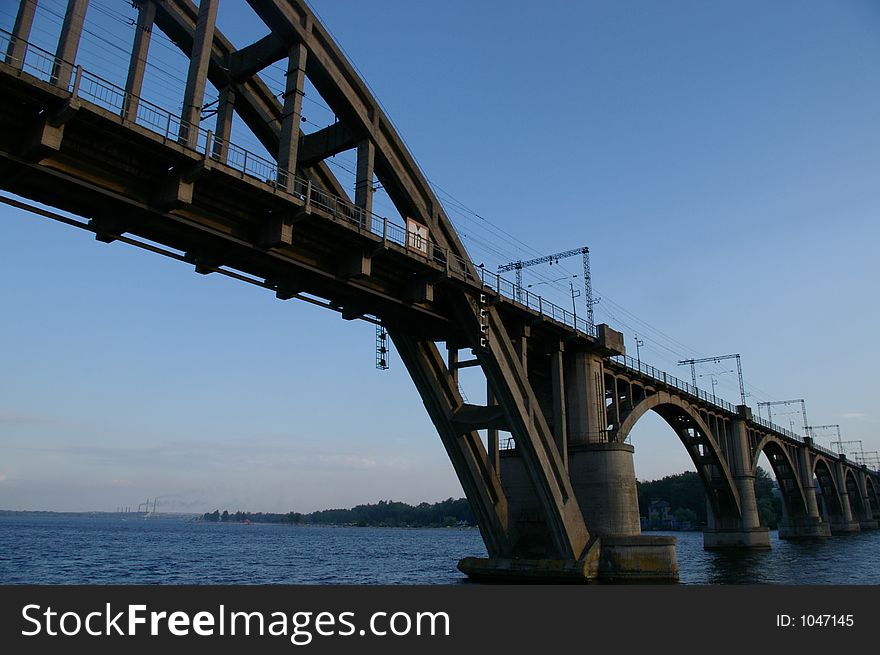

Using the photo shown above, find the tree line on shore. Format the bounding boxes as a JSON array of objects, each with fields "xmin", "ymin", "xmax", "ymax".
[
  {"xmin": 201, "ymin": 497, "xmax": 474, "ymax": 528},
  {"xmin": 638, "ymin": 468, "xmax": 783, "ymax": 530},
  {"xmin": 201, "ymin": 468, "xmax": 783, "ymax": 530}
]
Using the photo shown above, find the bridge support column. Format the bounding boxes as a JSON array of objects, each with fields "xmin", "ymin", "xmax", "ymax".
[
  {"xmin": 704, "ymin": 418, "xmax": 770, "ymax": 549},
  {"xmin": 122, "ymin": 0, "xmax": 156, "ymax": 121},
  {"xmin": 5, "ymin": 0, "xmax": 38, "ymax": 70},
  {"xmin": 857, "ymin": 472, "xmax": 879, "ymax": 529},
  {"xmin": 568, "ymin": 442, "xmax": 678, "ymax": 581},
  {"xmin": 278, "ymin": 42, "xmax": 307, "ymax": 188},
  {"xmin": 779, "ymin": 443, "xmax": 831, "ymax": 540},
  {"xmin": 566, "ymin": 351, "xmax": 606, "ymax": 444},
  {"xmin": 211, "ymin": 87, "xmax": 236, "ymax": 164},
  {"xmin": 52, "ymin": 0, "xmax": 89, "ymax": 89},
  {"xmin": 830, "ymin": 459, "xmax": 861, "ymax": 535},
  {"xmin": 180, "ymin": 0, "xmax": 218, "ymax": 146},
  {"xmin": 355, "ymin": 140, "xmax": 375, "ymax": 231}
]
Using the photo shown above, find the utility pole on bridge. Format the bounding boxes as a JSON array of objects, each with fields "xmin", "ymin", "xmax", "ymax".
[
  {"xmin": 677, "ymin": 353, "xmax": 746, "ymax": 405},
  {"xmin": 806, "ymin": 424, "xmax": 841, "ymax": 447},
  {"xmin": 499, "ymin": 246, "xmax": 597, "ymax": 330},
  {"xmin": 757, "ymin": 399, "xmax": 809, "ymax": 437}
]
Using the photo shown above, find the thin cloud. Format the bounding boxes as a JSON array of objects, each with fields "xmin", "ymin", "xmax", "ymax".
[{"xmin": 0, "ymin": 412, "xmax": 57, "ymax": 426}]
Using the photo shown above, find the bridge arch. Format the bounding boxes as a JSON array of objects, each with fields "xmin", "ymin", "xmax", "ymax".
[
  {"xmin": 752, "ymin": 435, "xmax": 808, "ymax": 521},
  {"xmin": 617, "ymin": 392, "xmax": 741, "ymax": 521},
  {"xmin": 812, "ymin": 457, "xmax": 844, "ymax": 523},
  {"xmin": 866, "ymin": 476, "xmax": 880, "ymax": 519},
  {"xmin": 844, "ymin": 469, "xmax": 867, "ymax": 521}
]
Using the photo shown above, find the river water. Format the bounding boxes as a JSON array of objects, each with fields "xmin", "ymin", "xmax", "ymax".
[{"xmin": 1, "ymin": 514, "xmax": 878, "ymax": 584}]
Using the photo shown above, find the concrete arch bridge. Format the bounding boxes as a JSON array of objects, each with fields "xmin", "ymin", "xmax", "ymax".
[{"xmin": 0, "ymin": 0, "xmax": 877, "ymax": 581}]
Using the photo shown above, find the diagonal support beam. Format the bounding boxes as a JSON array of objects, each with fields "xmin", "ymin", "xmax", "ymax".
[
  {"xmin": 227, "ymin": 32, "xmax": 288, "ymax": 82},
  {"xmin": 453, "ymin": 293, "xmax": 590, "ymax": 561},
  {"xmin": 297, "ymin": 122, "xmax": 358, "ymax": 168},
  {"xmin": 391, "ymin": 331, "xmax": 512, "ymax": 557},
  {"xmin": 451, "ymin": 403, "xmax": 510, "ymax": 433},
  {"xmin": 154, "ymin": 0, "xmax": 350, "ymax": 200}
]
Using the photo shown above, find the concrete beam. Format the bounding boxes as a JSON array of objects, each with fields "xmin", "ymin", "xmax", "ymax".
[
  {"xmin": 550, "ymin": 342, "xmax": 568, "ymax": 469},
  {"xmin": 123, "ymin": 0, "xmax": 156, "ymax": 121},
  {"xmin": 260, "ymin": 214, "xmax": 294, "ymax": 249},
  {"xmin": 227, "ymin": 32, "xmax": 288, "ymax": 82},
  {"xmin": 179, "ymin": 0, "xmax": 218, "ymax": 146},
  {"xmin": 296, "ymin": 122, "xmax": 358, "ymax": 168},
  {"xmin": 451, "ymin": 403, "xmax": 510, "ymax": 433},
  {"xmin": 52, "ymin": 0, "xmax": 89, "ymax": 89},
  {"xmin": 406, "ymin": 279, "xmax": 434, "ymax": 305},
  {"xmin": 277, "ymin": 42, "xmax": 307, "ymax": 179},
  {"xmin": 210, "ymin": 86, "xmax": 235, "ymax": 163},
  {"xmin": 153, "ymin": 0, "xmax": 352, "ymax": 200},
  {"xmin": 391, "ymin": 332, "xmax": 512, "ymax": 557},
  {"xmin": 21, "ymin": 120, "xmax": 65, "ymax": 162},
  {"xmin": 88, "ymin": 215, "xmax": 128, "ymax": 243},
  {"xmin": 5, "ymin": 0, "xmax": 38, "ymax": 70},
  {"xmin": 184, "ymin": 252, "xmax": 222, "ymax": 275},
  {"xmin": 355, "ymin": 139, "xmax": 375, "ymax": 220},
  {"xmin": 153, "ymin": 175, "xmax": 193, "ymax": 210},
  {"xmin": 338, "ymin": 251, "xmax": 371, "ymax": 279}
]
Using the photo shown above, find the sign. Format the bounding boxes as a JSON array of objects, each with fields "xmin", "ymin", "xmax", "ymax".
[{"xmin": 406, "ymin": 217, "xmax": 429, "ymax": 256}]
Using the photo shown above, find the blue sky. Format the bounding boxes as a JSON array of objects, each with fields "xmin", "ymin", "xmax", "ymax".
[{"xmin": 1, "ymin": 0, "xmax": 879, "ymax": 512}]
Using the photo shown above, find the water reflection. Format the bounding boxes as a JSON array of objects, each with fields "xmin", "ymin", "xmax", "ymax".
[{"xmin": 663, "ymin": 529, "xmax": 880, "ymax": 584}]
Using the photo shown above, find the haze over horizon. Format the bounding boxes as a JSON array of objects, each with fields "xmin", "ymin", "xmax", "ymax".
[{"xmin": 1, "ymin": 0, "xmax": 879, "ymax": 513}]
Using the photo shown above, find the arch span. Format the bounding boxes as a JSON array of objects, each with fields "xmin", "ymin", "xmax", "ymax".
[
  {"xmin": 866, "ymin": 476, "xmax": 880, "ymax": 519},
  {"xmin": 844, "ymin": 469, "xmax": 867, "ymax": 521},
  {"xmin": 616, "ymin": 391, "xmax": 741, "ymax": 521},
  {"xmin": 752, "ymin": 435, "xmax": 808, "ymax": 521},
  {"xmin": 812, "ymin": 457, "xmax": 844, "ymax": 522}
]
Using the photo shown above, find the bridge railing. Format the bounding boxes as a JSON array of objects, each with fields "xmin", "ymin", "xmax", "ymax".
[
  {"xmin": 610, "ymin": 354, "xmax": 739, "ymax": 414},
  {"xmin": 752, "ymin": 416, "xmax": 804, "ymax": 443},
  {"xmin": 0, "ymin": 31, "xmax": 60, "ymax": 84},
  {"xmin": 0, "ymin": 29, "xmax": 602, "ymax": 340}
]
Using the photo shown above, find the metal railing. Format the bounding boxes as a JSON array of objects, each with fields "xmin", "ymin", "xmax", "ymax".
[
  {"xmin": 611, "ymin": 355, "xmax": 821, "ymax": 449},
  {"xmin": 0, "ymin": 28, "xmax": 600, "ymax": 340},
  {"xmin": 610, "ymin": 354, "xmax": 739, "ymax": 414},
  {"xmin": 752, "ymin": 416, "xmax": 803, "ymax": 444}
]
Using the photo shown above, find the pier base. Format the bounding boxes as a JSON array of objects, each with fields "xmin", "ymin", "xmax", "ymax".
[
  {"xmin": 597, "ymin": 536, "xmax": 678, "ymax": 582},
  {"xmin": 703, "ymin": 527, "xmax": 771, "ymax": 550},
  {"xmin": 778, "ymin": 518, "xmax": 831, "ymax": 541},
  {"xmin": 457, "ymin": 535, "xmax": 678, "ymax": 583},
  {"xmin": 858, "ymin": 520, "xmax": 878, "ymax": 530},
  {"xmin": 829, "ymin": 521, "xmax": 861, "ymax": 536}
]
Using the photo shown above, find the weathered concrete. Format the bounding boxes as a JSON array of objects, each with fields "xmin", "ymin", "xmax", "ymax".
[
  {"xmin": 701, "ymin": 418, "xmax": 771, "ymax": 550},
  {"xmin": 703, "ymin": 527, "xmax": 771, "ymax": 549},
  {"xmin": 598, "ymin": 536, "xmax": 678, "ymax": 582},
  {"xmin": 457, "ymin": 539, "xmax": 601, "ymax": 583},
  {"xmin": 458, "ymin": 535, "xmax": 677, "ymax": 583},
  {"xmin": 52, "ymin": 0, "xmax": 89, "ymax": 89},
  {"xmin": 179, "ymin": 0, "xmax": 218, "ymax": 145},
  {"xmin": 122, "ymin": 0, "xmax": 156, "ymax": 120},
  {"xmin": 277, "ymin": 42, "xmax": 307, "ymax": 179},
  {"xmin": 778, "ymin": 517, "xmax": 832, "ymax": 540},
  {"xmin": 569, "ymin": 443, "xmax": 640, "ymax": 537},
  {"xmin": 5, "ymin": 0, "xmax": 880, "ymax": 586},
  {"xmin": 5, "ymin": 0, "xmax": 37, "ymax": 69}
]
